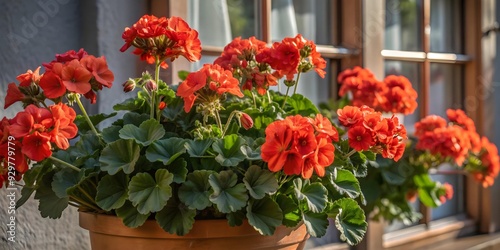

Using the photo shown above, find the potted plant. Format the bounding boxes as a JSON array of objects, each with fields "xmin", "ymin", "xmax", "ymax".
[
  {"xmin": 1, "ymin": 15, "xmax": 408, "ymax": 249},
  {"xmin": 331, "ymin": 66, "xmax": 500, "ymax": 225}
]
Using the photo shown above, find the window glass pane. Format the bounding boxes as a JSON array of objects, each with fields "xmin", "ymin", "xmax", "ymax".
[
  {"xmin": 384, "ymin": 61, "xmax": 422, "ymax": 134},
  {"xmin": 385, "ymin": 0, "xmax": 422, "ymax": 51},
  {"xmin": 271, "ymin": 0, "xmax": 334, "ymax": 44},
  {"xmin": 429, "ymin": 64, "xmax": 463, "ymax": 117},
  {"xmin": 430, "ymin": 0, "xmax": 463, "ymax": 53},
  {"xmin": 431, "ymin": 171, "xmax": 465, "ymax": 220},
  {"xmin": 188, "ymin": 0, "xmax": 257, "ymax": 46}
]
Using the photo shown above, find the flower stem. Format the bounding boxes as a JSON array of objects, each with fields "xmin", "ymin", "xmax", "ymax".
[
  {"xmin": 345, "ymin": 149, "xmax": 357, "ymax": 158},
  {"xmin": 151, "ymin": 58, "xmax": 161, "ymax": 120},
  {"xmin": 281, "ymin": 86, "xmax": 291, "ymax": 109},
  {"xmin": 221, "ymin": 111, "xmax": 238, "ymax": 137},
  {"xmin": 49, "ymin": 156, "xmax": 80, "ymax": 172},
  {"xmin": 75, "ymin": 97, "xmax": 99, "ymax": 137},
  {"xmin": 293, "ymin": 72, "xmax": 302, "ymax": 95},
  {"xmin": 214, "ymin": 111, "xmax": 224, "ymax": 135}
]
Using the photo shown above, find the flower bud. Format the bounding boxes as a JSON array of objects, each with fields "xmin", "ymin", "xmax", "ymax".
[
  {"xmin": 144, "ymin": 79, "xmax": 157, "ymax": 91},
  {"xmin": 284, "ymin": 80, "xmax": 296, "ymax": 87},
  {"xmin": 240, "ymin": 113, "xmax": 253, "ymax": 130},
  {"xmin": 158, "ymin": 101, "xmax": 167, "ymax": 110},
  {"xmin": 122, "ymin": 79, "xmax": 136, "ymax": 93}
]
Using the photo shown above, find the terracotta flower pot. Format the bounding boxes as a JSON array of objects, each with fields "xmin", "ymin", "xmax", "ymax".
[{"xmin": 79, "ymin": 211, "xmax": 309, "ymax": 250}]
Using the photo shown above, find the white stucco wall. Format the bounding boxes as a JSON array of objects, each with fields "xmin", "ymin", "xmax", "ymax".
[{"xmin": 0, "ymin": 0, "xmax": 146, "ymax": 249}]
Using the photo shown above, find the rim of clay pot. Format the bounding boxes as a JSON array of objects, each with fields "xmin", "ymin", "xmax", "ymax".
[{"xmin": 79, "ymin": 211, "xmax": 302, "ymax": 239}]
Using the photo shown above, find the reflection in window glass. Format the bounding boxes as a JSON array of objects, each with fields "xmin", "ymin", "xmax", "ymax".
[
  {"xmin": 430, "ymin": 0, "xmax": 463, "ymax": 53},
  {"xmin": 385, "ymin": 0, "xmax": 422, "ymax": 51},
  {"xmin": 227, "ymin": 0, "xmax": 257, "ymax": 39},
  {"xmin": 271, "ymin": 0, "xmax": 333, "ymax": 44},
  {"xmin": 429, "ymin": 64, "xmax": 463, "ymax": 117},
  {"xmin": 384, "ymin": 61, "xmax": 422, "ymax": 134}
]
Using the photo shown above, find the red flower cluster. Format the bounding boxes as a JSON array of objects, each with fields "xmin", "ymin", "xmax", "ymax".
[
  {"xmin": 261, "ymin": 114, "xmax": 339, "ymax": 179},
  {"xmin": 36, "ymin": 49, "xmax": 114, "ymax": 103},
  {"xmin": 0, "ymin": 118, "xmax": 28, "ymax": 188},
  {"xmin": 337, "ymin": 106, "xmax": 407, "ymax": 161},
  {"xmin": 120, "ymin": 15, "xmax": 202, "ymax": 69},
  {"xmin": 177, "ymin": 64, "xmax": 244, "ymax": 112},
  {"xmin": 256, "ymin": 34, "xmax": 326, "ymax": 81},
  {"xmin": 414, "ymin": 109, "xmax": 500, "ymax": 187},
  {"xmin": 7, "ymin": 104, "xmax": 78, "ymax": 162},
  {"xmin": 338, "ymin": 67, "xmax": 418, "ymax": 115},
  {"xmin": 214, "ymin": 37, "xmax": 277, "ymax": 95}
]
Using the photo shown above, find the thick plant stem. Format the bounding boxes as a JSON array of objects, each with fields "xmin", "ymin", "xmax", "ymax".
[
  {"xmin": 214, "ymin": 111, "xmax": 224, "ymax": 135},
  {"xmin": 76, "ymin": 97, "xmax": 99, "ymax": 137},
  {"xmin": 49, "ymin": 156, "xmax": 80, "ymax": 172}
]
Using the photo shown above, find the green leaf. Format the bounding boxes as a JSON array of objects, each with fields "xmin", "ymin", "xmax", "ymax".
[
  {"xmin": 178, "ymin": 170, "xmax": 214, "ymax": 210},
  {"xmin": 330, "ymin": 198, "xmax": 367, "ymax": 246},
  {"xmin": 34, "ymin": 171, "xmax": 68, "ymax": 219},
  {"xmin": 209, "ymin": 170, "xmax": 249, "ymax": 213},
  {"xmin": 128, "ymin": 169, "xmax": 173, "ymax": 214},
  {"xmin": 227, "ymin": 210, "xmax": 245, "ymax": 226},
  {"xmin": 330, "ymin": 169, "xmax": 362, "ymax": 199},
  {"xmin": 100, "ymin": 139, "xmax": 141, "ymax": 175},
  {"xmin": 413, "ymin": 174, "xmax": 441, "ymax": 207},
  {"xmin": 122, "ymin": 113, "xmax": 151, "ymax": 127},
  {"xmin": 177, "ymin": 70, "xmax": 190, "ymax": 81},
  {"xmin": 276, "ymin": 194, "xmax": 301, "ymax": 227},
  {"xmin": 185, "ymin": 139, "xmax": 213, "ymax": 157},
  {"xmin": 95, "ymin": 172, "xmax": 129, "ymax": 211},
  {"xmin": 302, "ymin": 210, "xmax": 329, "ymax": 238},
  {"xmin": 212, "ymin": 134, "xmax": 247, "ymax": 167},
  {"xmin": 51, "ymin": 168, "xmax": 80, "ymax": 198},
  {"xmin": 293, "ymin": 179, "xmax": 327, "ymax": 213},
  {"xmin": 246, "ymin": 197, "xmax": 283, "ymax": 236},
  {"xmin": 115, "ymin": 201, "xmax": 149, "ymax": 228},
  {"xmin": 168, "ymin": 158, "xmax": 188, "ymax": 184},
  {"xmin": 66, "ymin": 172, "xmax": 99, "ymax": 211},
  {"xmin": 243, "ymin": 165, "xmax": 279, "ymax": 199},
  {"xmin": 102, "ymin": 125, "xmax": 122, "ymax": 143},
  {"xmin": 119, "ymin": 119, "xmax": 165, "ymax": 146},
  {"xmin": 113, "ymin": 97, "xmax": 146, "ymax": 112},
  {"xmin": 288, "ymin": 94, "xmax": 319, "ymax": 116},
  {"xmin": 74, "ymin": 112, "xmax": 116, "ymax": 134},
  {"xmin": 145, "ymin": 137, "xmax": 186, "ymax": 165},
  {"xmin": 156, "ymin": 197, "xmax": 197, "ymax": 236},
  {"xmin": 350, "ymin": 152, "xmax": 368, "ymax": 177}
]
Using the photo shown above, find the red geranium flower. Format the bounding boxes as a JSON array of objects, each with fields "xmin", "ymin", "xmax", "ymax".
[
  {"xmin": 21, "ymin": 131, "xmax": 52, "ymax": 161},
  {"xmin": 348, "ymin": 126, "xmax": 374, "ymax": 151},
  {"xmin": 61, "ymin": 59, "xmax": 92, "ymax": 94},
  {"xmin": 4, "ymin": 83, "xmax": 25, "ymax": 109}
]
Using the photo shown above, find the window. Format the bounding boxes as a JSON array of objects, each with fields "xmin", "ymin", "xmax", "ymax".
[{"xmin": 379, "ymin": 0, "xmax": 481, "ymax": 248}]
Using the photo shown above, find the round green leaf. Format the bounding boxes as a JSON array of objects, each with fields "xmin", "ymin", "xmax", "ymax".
[
  {"xmin": 95, "ymin": 172, "xmax": 129, "ymax": 211},
  {"xmin": 100, "ymin": 139, "xmax": 141, "ymax": 175},
  {"xmin": 145, "ymin": 137, "xmax": 186, "ymax": 165},
  {"xmin": 128, "ymin": 169, "xmax": 173, "ymax": 214},
  {"xmin": 209, "ymin": 171, "xmax": 248, "ymax": 213},
  {"xmin": 243, "ymin": 165, "xmax": 279, "ymax": 199},
  {"xmin": 119, "ymin": 118, "xmax": 165, "ymax": 146},
  {"xmin": 212, "ymin": 134, "xmax": 247, "ymax": 167},
  {"xmin": 156, "ymin": 197, "xmax": 196, "ymax": 236},
  {"xmin": 293, "ymin": 179, "xmax": 327, "ymax": 213},
  {"xmin": 178, "ymin": 170, "xmax": 214, "ymax": 210},
  {"xmin": 247, "ymin": 197, "xmax": 283, "ymax": 236},
  {"xmin": 330, "ymin": 198, "xmax": 367, "ymax": 246},
  {"xmin": 116, "ymin": 201, "xmax": 149, "ymax": 228},
  {"xmin": 302, "ymin": 210, "xmax": 329, "ymax": 238}
]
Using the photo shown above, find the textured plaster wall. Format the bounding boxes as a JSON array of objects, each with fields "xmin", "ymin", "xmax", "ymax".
[{"xmin": 0, "ymin": 0, "xmax": 146, "ymax": 249}]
